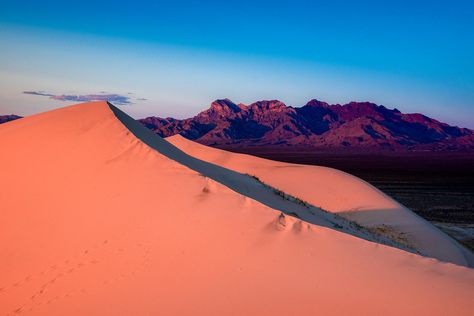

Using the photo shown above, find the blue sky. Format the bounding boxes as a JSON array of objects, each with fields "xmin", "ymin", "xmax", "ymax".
[{"xmin": 0, "ymin": 0, "xmax": 473, "ymax": 127}]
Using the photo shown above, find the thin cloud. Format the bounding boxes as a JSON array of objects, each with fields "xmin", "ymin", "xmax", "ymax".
[
  {"xmin": 50, "ymin": 94, "xmax": 131, "ymax": 105},
  {"xmin": 23, "ymin": 91, "xmax": 54, "ymax": 97},
  {"xmin": 22, "ymin": 91, "xmax": 133, "ymax": 105}
]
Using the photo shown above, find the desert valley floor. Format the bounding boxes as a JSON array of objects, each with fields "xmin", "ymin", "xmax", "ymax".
[{"xmin": 0, "ymin": 101, "xmax": 473, "ymax": 315}]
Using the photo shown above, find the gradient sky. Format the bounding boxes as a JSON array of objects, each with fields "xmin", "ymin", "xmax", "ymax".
[{"xmin": 0, "ymin": 0, "xmax": 473, "ymax": 127}]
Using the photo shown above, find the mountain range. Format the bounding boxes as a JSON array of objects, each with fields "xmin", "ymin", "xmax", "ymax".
[
  {"xmin": 0, "ymin": 114, "xmax": 21, "ymax": 124},
  {"xmin": 3, "ymin": 99, "xmax": 473, "ymax": 151},
  {"xmin": 139, "ymin": 99, "xmax": 474, "ymax": 151}
]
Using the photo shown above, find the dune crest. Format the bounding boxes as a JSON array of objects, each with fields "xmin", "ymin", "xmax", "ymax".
[{"xmin": 0, "ymin": 101, "xmax": 473, "ymax": 315}]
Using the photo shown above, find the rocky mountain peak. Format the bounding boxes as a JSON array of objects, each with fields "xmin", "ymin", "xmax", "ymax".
[
  {"xmin": 249, "ymin": 100, "xmax": 288, "ymax": 111},
  {"xmin": 304, "ymin": 99, "xmax": 331, "ymax": 108}
]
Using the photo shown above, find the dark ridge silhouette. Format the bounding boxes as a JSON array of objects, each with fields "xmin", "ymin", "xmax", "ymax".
[{"xmin": 0, "ymin": 115, "xmax": 22, "ymax": 124}]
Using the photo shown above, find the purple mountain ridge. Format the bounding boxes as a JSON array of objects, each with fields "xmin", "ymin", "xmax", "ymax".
[
  {"xmin": 2, "ymin": 100, "xmax": 472, "ymax": 151},
  {"xmin": 138, "ymin": 99, "xmax": 474, "ymax": 151},
  {"xmin": 0, "ymin": 115, "xmax": 22, "ymax": 124}
]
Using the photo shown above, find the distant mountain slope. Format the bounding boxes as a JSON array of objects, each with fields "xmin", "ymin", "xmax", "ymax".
[
  {"xmin": 139, "ymin": 99, "xmax": 474, "ymax": 151},
  {"xmin": 0, "ymin": 114, "xmax": 22, "ymax": 124},
  {"xmin": 2, "ymin": 100, "xmax": 472, "ymax": 150}
]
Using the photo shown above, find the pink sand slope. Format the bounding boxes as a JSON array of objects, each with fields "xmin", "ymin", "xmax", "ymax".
[
  {"xmin": 0, "ymin": 101, "xmax": 472, "ymax": 315},
  {"xmin": 168, "ymin": 134, "xmax": 474, "ymax": 267}
]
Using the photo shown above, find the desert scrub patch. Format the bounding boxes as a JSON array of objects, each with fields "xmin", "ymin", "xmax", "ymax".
[
  {"xmin": 248, "ymin": 174, "xmax": 261, "ymax": 182},
  {"xmin": 293, "ymin": 196, "xmax": 310, "ymax": 208},
  {"xmin": 350, "ymin": 221, "xmax": 364, "ymax": 231},
  {"xmin": 273, "ymin": 188, "xmax": 287, "ymax": 199},
  {"xmin": 246, "ymin": 174, "xmax": 315, "ymax": 209},
  {"xmin": 332, "ymin": 223, "xmax": 344, "ymax": 229},
  {"xmin": 287, "ymin": 211, "xmax": 301, "ymax": 219},
  {"xmin": 367, "ymin": 224, "xmax": 415, "ymax": 250},
  {"xmin": 273, "ymin": 188, "xmax": 311, "ymax": 208}
]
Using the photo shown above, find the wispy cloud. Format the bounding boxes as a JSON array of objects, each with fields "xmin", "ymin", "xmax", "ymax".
[
  {"xmin": 50, "ymin": 94, "xmax": 131, "ymax": 105},
  {"xmin": 22, "ymin": 91, "xmax": 133, "ymax": 105},
  {"xmin": 23, "ymin": 91, "xmax": 55, "ymax": 97}
]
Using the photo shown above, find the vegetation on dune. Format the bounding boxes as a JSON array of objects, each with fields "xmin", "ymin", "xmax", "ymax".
[{"xmin": 245, "ymin": 173, "xmax": 418, "ymax": 253}]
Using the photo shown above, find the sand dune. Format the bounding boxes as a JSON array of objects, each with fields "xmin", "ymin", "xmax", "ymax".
[
  {"xmin": 0, "ymin": 101, "xmax": 473, "ymax": 315},
  {"xmin": 109, "ymin": 104, "xmax": 406, "ymax": 249},
  {"xmin": 168, "ymin": 134, "xmax": 474, "ymax": 267}
]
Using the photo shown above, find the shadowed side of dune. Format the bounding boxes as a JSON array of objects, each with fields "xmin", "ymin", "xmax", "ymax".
[
  {"xmin": 108, "ymin": 103, "xmax": 413, "ymax": 250},
  {"xmin": 340, "ymin": 208, "xmax": 474, "ymax": 267},
  {"xmin": 166, "ymin": 134, "xmax": 474, "ymax": 267}
]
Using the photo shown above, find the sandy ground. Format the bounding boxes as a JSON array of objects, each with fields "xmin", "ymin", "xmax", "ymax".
[
  {"xmin": 167, "ymin": 135, "xmax": 474, "ymax": 266},
  {"xmin": 0, "ymin": 101, "xmax": 473, "ymax": 315}
]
